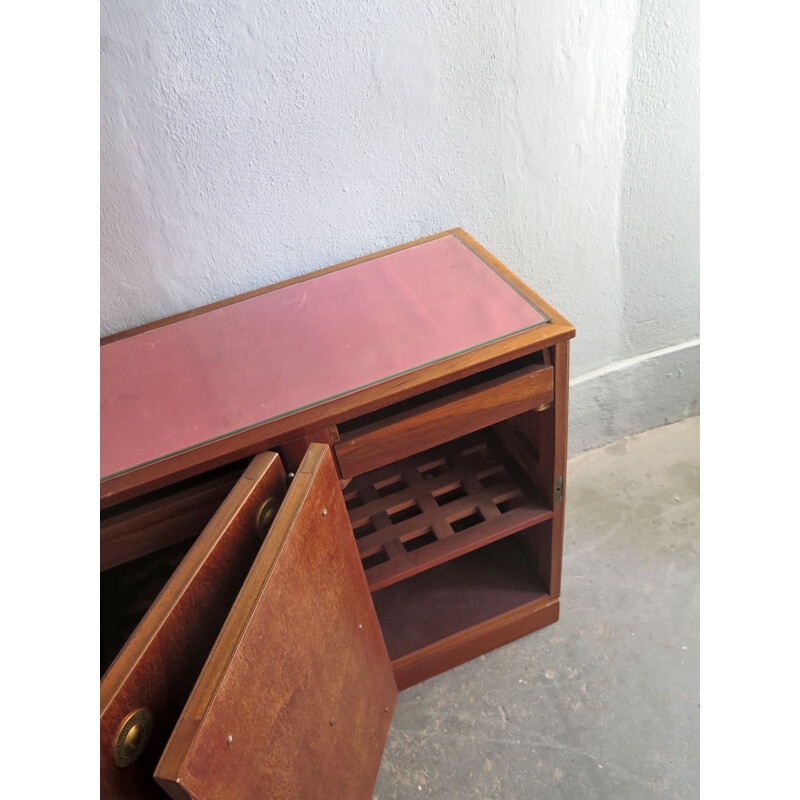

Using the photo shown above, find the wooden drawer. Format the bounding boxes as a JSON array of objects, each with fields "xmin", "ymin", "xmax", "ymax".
[{"xmin": 334, "ymin": 356, "xmax": 554, "ymax": 479}]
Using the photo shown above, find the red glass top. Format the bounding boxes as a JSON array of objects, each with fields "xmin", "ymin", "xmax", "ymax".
[{"xmin": 101, "ymin": 235, "xmax": 549, "ymax": 478}]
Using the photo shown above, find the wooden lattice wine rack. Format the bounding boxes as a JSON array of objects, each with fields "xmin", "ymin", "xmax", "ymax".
[{"xmin": 343, "ymin": 428, "xmax": 553, "ymax": 592}]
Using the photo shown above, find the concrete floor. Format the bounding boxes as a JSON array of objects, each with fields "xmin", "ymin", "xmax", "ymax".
[{"xmin": 373, "ymin": 416, "xmax": 699, "ymax": 799}]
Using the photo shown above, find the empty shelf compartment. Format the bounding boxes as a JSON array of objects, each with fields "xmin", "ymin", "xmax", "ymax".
[{"xmin": 372, "ymin": 535, "xmax": 550, "ymax": 663}]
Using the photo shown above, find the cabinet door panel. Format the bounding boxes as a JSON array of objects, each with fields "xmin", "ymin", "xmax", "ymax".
[
  {"xmin": 155, "ymin": 444, "xmax": 397, "ymax": 800},
  {"xmin": 100, "ymin": 452, "xmax": 286, "ymax": 800}
]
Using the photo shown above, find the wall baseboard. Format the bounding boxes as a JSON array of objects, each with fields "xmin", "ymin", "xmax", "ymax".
[{"xmin": 568, "ymin": 340, "xmax": 700, "ymax": 457}]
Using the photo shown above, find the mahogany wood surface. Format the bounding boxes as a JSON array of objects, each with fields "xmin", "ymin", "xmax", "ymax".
[
  {"xmin": 391, "ymin": 598, "xmax": 560, "ymax": 691},
  {"xmin": 530, "ymin": 401, "xmax": 556, "ymax": 506},
  {"xmin": 373, "ymin": 535, "xmax": 549, "ymax": 659},
  {"xmin": 515, "ymin": 521, "xmax": 556, "ymax": 596},
  {"xmin": 548, "ymin": 341, "xmax": 571, "ymax": 598},
  {"xmin": 154, "ymin": 445, "xmax": 397, "ymax": 800},
  {"xmin": 100, "ymin": 468, "xmax": 242, "ymax": 571},
  {"xmin": 370, "ymin": 535, "xmax": 559, "ymax": 690},
  {"xmin": 335, "ymin": 362, "xmax": 553, "ymax": 478},
  {"xmin": 344, "ymin": 430, "xmax": 552, "ymax": 591},
  {"xmin": 279, "ymin": 426, "xmax": 339, "ymax": 474},
  {"xmin": 100, "ymin": 452, "xmax": 286, "ymax": 800},
  {"xmin": 102, "ymin": 539, "xmax": 195, "ymax": 676},
  {"xmin": 100, "ymin": 229, "xmax": 574, "ymax": 509},
  {"xmin": 491, "ymin": 418, "xmax": 543, "ymax": 494}
]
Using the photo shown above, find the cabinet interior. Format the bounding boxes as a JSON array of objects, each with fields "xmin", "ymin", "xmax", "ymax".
[
  {"xmin": 101, "ymin": 355, "xmax": 558, "ymax": 686},
  {"xmin": 343, "ymin": 425, "xmax": 552, "ymax": 591},
  {"xmin": 101, "ymin": 538, "xmax": 195, "ymax": 676},
  {"xmin": 342, "ymin": 411, "xmax": 557, "ymax": 670},
  {"xmin": 372, "ymin": 534, "xmax": 550, "ymax": 662}
]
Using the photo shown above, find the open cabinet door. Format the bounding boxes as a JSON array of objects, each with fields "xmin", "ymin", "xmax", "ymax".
[
  {"xmin": 101, "ymin": 452, "xmax": 287, "ymax": 800},
  {"xmin": 154, "ymin": 444, "xmax": 398, "ymax": 800}
]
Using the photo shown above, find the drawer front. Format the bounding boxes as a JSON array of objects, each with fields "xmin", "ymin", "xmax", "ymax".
[{"xmin": 335, "ymin": 362, "xmax": 554, "ymax": 479}]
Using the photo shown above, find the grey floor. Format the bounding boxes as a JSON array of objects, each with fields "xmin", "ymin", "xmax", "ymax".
[{"xmin": 373, "ymin": 416, "xmax": 699, "ymax": 799}]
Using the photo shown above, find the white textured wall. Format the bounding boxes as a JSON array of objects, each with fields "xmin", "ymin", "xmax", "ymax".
[{"xmin": 101, "ymin": 0, "xmax": 699, "ymax": 452}]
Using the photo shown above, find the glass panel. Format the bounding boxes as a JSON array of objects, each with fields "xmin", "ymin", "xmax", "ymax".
[{"xmin": 101, "ymin": 235, "xmax": 549, "ymax": 479}]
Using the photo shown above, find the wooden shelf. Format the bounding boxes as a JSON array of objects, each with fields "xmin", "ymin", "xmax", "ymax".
[
  {"xmin": 344, "ymin": 429, "xmax": 553, "ymax": 591},
  {"xmin": 371, "ymin": 535, "xmax": 550, "ymax": 664}
]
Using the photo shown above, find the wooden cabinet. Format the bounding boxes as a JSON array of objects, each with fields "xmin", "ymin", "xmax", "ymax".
[{"xmin": 100, "ymin": 228, "xmax": 575, "ymax": 799}]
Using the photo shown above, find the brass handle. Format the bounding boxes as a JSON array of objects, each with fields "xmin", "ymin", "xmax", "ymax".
[
  {"xmin": 113, "ymin": 709, "xmax": 153, "ymax": 768},
  {"xmin": 255, "ymin": 497, "xmax": 279, "ymax": 539}
]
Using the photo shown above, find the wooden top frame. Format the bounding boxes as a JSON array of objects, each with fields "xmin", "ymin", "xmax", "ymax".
[{"xmin": 101, "ymin": 229, "xmax": 575, "ymax": 508}]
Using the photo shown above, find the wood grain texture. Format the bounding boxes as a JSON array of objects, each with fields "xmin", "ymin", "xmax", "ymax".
[
  {"xmin": 279, "ymin": 426, "xmax": 339, "ymax": 475},
  {"xmin": 100, "ymin": 229, "xmax": 574, "ymax": 509},
  {"xmin": 514, "ymin": 520, "xmax": 556, "ymax": 597},
  {"xmin": 335, "ymin": 363, "xmax": 553, "ymax": 479},
  {"xmin": 101, "ymin": 539, "xmax": 195, "ymax": 677},
  {"xmin": 372, "ymin": 535, "xmax": 549, "ymax": 655},
  {"xmin": 491, "ymin": 418, "xmax": 543, "ymax": 495},
  {"xmin": 100, "ymin": 469, "xmax": 242, "ymax": 571},
  {"xmin": 390, "ymin": 597, "xmax": 560, "ymax": 690},
  {"xmin": 100, "ymin": 452, "xmax": 286, "ymax": 800},
  {"xmin": 343, "ymin": 430, "xmax": 552, "ymax": 591},
  {"xmin": 547, "ymin": 341, "xmax": 570, "ymax": 598},
  {"xmin": 154, "ymin": 444, "xmax": 397, "ymax": 800}
]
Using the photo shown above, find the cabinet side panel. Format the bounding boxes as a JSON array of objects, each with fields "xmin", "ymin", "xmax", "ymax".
[{"xmin": 549, "ymin": 341, "xmax": 570, "ymax": 597}]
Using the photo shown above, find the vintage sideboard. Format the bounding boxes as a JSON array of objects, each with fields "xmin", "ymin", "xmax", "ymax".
[{"xmin": 100, "ymin": 228, "xmax": 576, "ymax": 799}]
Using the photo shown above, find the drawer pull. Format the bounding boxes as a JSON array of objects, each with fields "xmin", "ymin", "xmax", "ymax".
[
  {"xmin": 256, "ymin": 497, "xmax": 280, "ymax": 538},
  {"xmin": 113, "ymin": 708, "xmax": 152, "ymax": 768}
]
